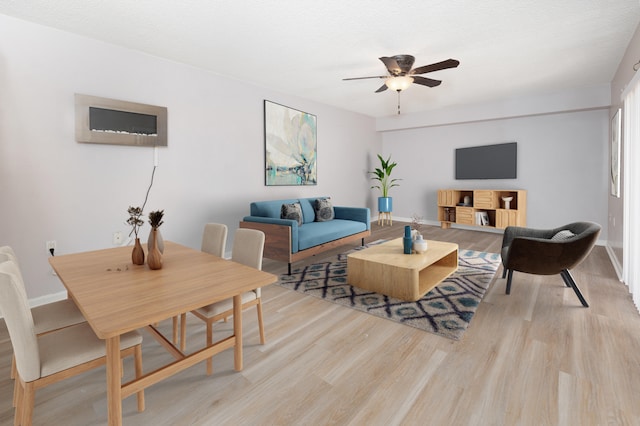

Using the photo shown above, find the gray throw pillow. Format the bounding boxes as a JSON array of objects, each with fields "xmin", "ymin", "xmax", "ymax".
[
  {"xmin": 314, "ymin": 198, "xmax": 335, "ymax": 222},
  {"xmin": 551, "ymin": 229, "xmax": 576, "ymax": 241},
  {"xmin": 281, "ymin": 203, "xmax": 303, "ymax": 226}
]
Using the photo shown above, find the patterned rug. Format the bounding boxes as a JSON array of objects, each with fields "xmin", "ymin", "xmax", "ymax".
[{"xmin": 278, "ymin": 242, "xmax": 501, "ymax": 340}]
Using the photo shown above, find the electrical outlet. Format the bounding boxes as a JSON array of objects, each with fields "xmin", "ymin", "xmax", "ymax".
[
  {"xmin": 113, "ymin": 232, "xmax": 123, "ymax": 245},
  {"xmin": 46, "ymin": 240, "xmax": 56, "ymax": 253}
]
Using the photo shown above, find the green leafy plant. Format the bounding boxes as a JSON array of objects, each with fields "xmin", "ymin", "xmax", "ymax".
[
  {"xmin": 148, "ymin": 210, "xmax": 164, "ymax": 229},
  {"xmin": 370, "ymin": 154, "xmax": 401, "ymax": 197},
  {"xmin": 126, "ymin": 206, "xmax": 144, "ymax": 238}
]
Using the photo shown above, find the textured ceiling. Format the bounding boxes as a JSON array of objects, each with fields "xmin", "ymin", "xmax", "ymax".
[{"xmin": 2, "ymin": 1, "xmax": 640, "ymax": 118}]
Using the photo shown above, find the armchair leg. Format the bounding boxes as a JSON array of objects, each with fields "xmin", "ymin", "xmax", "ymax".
[
  {"xmin": 502, "ymin": 267, "xmax": 507, "ymax": 279},
  {"xmin": 288, "ymin": 263, "xmax": 292, "ymax": 275},
  {"xmin": 560, "ymin": 269, "xmax": 589, "ymax": 308},
  {"xmin": 505, "ymin": 269, "xmax": 513, "ymax": 294}
]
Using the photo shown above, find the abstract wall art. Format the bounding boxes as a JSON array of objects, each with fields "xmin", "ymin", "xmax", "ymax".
[
  {"xmin": 264, "ymin": 100, "xmax": 317, "ymax": 186},
  {"xmin": 611, "ymin": 108, "xmax": 621, "ymax": 197}
]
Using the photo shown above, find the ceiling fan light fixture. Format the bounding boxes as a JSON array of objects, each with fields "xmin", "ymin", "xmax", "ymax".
[{"xmin": 385, "ymin": 76, "xmax": 414, "ymax": 91}]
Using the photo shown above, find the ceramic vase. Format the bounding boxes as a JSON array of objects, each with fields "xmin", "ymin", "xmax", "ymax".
[
  {"xmin": 413, "ymin": 235, "xmax": 428, "ymax": 254},
  {"xmin": 403, "ymin": 225, "xmax": 412, "ymax": 254},
  {"xmin": 148, "ymin": 227, "xmax": 164, "ymax": 254},
  {"xmin": 132, "ymin": 238, "xmax": 145, "ymax": 265},
  {"xmin": 147, "ymin": 229, "xmax": 163, "ymax": 270}
]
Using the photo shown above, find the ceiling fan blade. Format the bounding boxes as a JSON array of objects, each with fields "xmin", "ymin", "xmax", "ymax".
[
  {"xmin": 375, "ymin": 84, "xmax": 388, "ymax": 93},
  {"xmin": 411, "ymin": 59, "xmax": 460, "ymax": 75},
  {"xmin": 343, "ymin": 76, "xmax": 387, "ymax": 81},
  {"xmin": 379, "ymin": 56, "xmax": 402, "ymax": 75},
  {"xmin": 412, "ymin": 76, "xmax": 442, "ymax": 87}
]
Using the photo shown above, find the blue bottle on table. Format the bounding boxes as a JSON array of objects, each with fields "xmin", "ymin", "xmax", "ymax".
[{"xmin": 403, "ymin": 225, "xmax": 412, "ymax": 254}]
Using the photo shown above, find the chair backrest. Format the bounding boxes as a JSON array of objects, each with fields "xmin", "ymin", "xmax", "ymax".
[
  {"xmin": 0, "ymin": 260, "xmax": 41, "ymax": 382},
  {"xmin": 504, "ymin": 221, "xmax": 601, "ymax": 275},
  {"xmin": 201, "ymin": 223, "xmax": 228, "ymax": 258},
  {"xmin": 231, "ymin": 228, "xmax": 265, "ymax": 271},
  {"xmin": 0, "ymin": 247, "xmax": 29, "ymax": 307},
  {"xmin": 0, "ymin": 246, "xmax": 18, "ymax": 263},
  {"xmin": 559, "ymin": 221, "xmax": 602, "ymax": 270}
]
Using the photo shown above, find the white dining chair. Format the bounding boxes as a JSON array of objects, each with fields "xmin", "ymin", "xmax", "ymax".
[
  {"xmin": 1, "ymin": 247, "xmax": 87, "ymax": 408},
  {"xmin": 191, "ymin": 228, "xmax": 266, "ymax": 375},
  {"xmin": 173, "ymin": 223, "xmax": 228, "ymax": 351},
  {"xmin": 0, "ymin": 259, "xmax": 145, "ymax": 425},
  {"xmin": 0, "ymin": 246, "xmax": 86, "ymax": 335}
]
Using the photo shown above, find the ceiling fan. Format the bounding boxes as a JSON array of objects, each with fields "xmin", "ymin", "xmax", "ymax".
[
  {"xmin": 343, "ymin": 54, "xmax": 460, "ymax": 113},
  {"xmin": 344, "ymin": 54, "xmax": 460, "ymax": 92}
]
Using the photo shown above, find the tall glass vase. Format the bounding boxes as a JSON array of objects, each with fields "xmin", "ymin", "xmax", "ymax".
[
  {"xmin": 147, "ymin": 228, "xmax": 163, "ymax": 270},
  {"xmin": 132, "ymin": 238, "xmax": 145, "ymax": 265}
]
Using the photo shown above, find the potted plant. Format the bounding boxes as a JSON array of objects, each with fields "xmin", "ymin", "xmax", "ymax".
[
  {"xmin": 370, "ymin": 154, "xmax": 401, "ymax": 215},
  {"xmin": 411, "ymin": 213, "xmax": 423, "ymax": 239}
]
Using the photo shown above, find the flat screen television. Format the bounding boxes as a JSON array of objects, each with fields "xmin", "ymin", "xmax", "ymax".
[{"xmin": 455, "ymin": 142, "xmax": 517, "ymax": 179}]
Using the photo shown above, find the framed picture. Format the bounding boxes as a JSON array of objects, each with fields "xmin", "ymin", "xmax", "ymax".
[
  {"xmin": 611, "ymin": 108, "xmax": 621, "ymax": 197},
  {"xmin": 264, "ymin": 100, "xmax": 317, "ymax": 186}
]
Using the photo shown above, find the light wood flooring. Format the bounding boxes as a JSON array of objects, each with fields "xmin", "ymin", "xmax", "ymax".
[{"xmin": 2, "ymin": 223, "xmax": 640, "ymax": 425}]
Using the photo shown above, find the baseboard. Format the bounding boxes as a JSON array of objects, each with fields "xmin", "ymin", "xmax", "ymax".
[
  {"xmin": 605, "ymin": 243, "xmax": 624, "ymax": 282},
  {"xmin": 0, "ymin": 290, "xmax": 69, "ymax": 320},
  {"xmin": 391, "ymin": 216, "xmax": 504, "ymax": 235},
  {"xmin": 381, "ymin": 216, "xmax": 612, "ymax": 245},
  {"xmin": 29, "ymin": 290, "xmax": 70, "ymax": 307}
]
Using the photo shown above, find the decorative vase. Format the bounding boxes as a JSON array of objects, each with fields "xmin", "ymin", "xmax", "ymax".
[
  {"xmin": 413, "ymin": 235, "xmax": 428, "ymax": 254},
  {"xmin": 148, "ymin": 227, "xmax": 164, "ymax": 254},
  {"xmin": 403, "ymin": 225, "xmax": 412, "ymax": 254},
  {"xmin": 132, "ymin": 238, "xmax": 145, "ymax": 265},
  {"xmin": 378, "ymin": 197, "xmax": 393, "ymax": 213},
  {"xmin": 502, "ymin": 196, "xmax": 513, "ymax": 210},
  {"xmin": 147, "ymin": 229, "xmax": 163, "ymax": 270}
]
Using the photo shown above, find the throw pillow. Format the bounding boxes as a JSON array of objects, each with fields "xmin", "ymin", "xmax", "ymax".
[
  {"xmin": 314, "ymin": 198, "xmax": 335, "ymax": 222},
  {"xmin": 551, "ymin": 229, "xmax": 576, "ymax": 241},
  {"xmin": 281, "ymin": 203, "xmax": 303, "ymax": 226}
]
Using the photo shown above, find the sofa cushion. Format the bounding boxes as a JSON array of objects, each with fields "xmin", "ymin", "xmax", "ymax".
[
  {"xmin": 250, "ymin": 197, "xmax": 332, "ymax": 224},
  {"xmin": 551, "ymin": 229, "xmax": 576, "ymax": 241},
  {"xmin": 298, "ymin": 198, "xmax": 316, "ymax": 224},
  {"xmin": 251, "ymin": 199, "xmax": 300, "ymax": 219},
  {"xmin": 297, "ymin": 219, "xmax": 367, "ymax": 251},
  {"xmin": 314, "ymin": 198, "xmax": 335, "ymax": 222},
  {"xmin": 281, "ymin": 203, "xmax": 303, "ymax": 226}
]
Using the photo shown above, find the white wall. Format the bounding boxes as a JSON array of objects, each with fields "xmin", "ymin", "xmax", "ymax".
[
  {"xmin": 0, "ymin": 15, "xmax": 381, "ymax": 300},
  {"xmin": 380, "ymin": 109, "xmax": 609, "ymax": 231},
  {"xmin": 608, "ymin": 22, "xmax": 640, "ymax": 276}
]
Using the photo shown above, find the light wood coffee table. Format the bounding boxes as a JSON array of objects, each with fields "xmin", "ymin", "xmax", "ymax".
[{"xmin": 347, "ymin": 238, "xmax": 458, "ymax": 302}]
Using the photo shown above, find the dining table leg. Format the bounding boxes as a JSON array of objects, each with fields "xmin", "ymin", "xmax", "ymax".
[
  {"xmin": 106, "ymin": 335, "xmax": 123, "ymax": 426},
  {"xmin": 233, "ymin": 294, "xmax": 243, "ymax": 371}
]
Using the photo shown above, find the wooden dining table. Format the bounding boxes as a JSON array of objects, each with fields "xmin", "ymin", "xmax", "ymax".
[{"xmin": 49, "ymin": 241, "xmax": 277, "ymax": 426}]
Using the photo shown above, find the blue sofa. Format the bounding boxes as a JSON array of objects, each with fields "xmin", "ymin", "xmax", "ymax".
[{"xmin": 240, "ymin": 197, "xmax": 371, "ymax": 274}]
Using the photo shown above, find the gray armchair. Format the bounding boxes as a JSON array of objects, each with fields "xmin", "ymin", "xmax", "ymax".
[{"xmin": 501, "ymin": 221, "xmax": 601, "ymax": 307}]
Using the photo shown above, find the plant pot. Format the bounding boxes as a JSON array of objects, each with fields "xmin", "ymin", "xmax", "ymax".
[
  {"xmin": 378, "ymin": 197, "xmax": 393, "ymax": 213},
  {"xmin": 132, "ymin": 238, "xmax": 145, "ymax": 265},
  {"xmin": 147, "ymin": 229, "xmax": 162, "ymax": 270}
]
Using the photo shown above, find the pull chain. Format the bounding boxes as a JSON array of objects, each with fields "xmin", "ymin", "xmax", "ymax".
[{"xmin": 397, "ymin": 90, "xmax": 401, "ymax": 115}]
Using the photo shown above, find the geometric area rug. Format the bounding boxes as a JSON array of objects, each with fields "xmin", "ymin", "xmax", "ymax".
[{"xmin": 278, "ymin": 242, "xmax": 501, "ymax": 341}]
